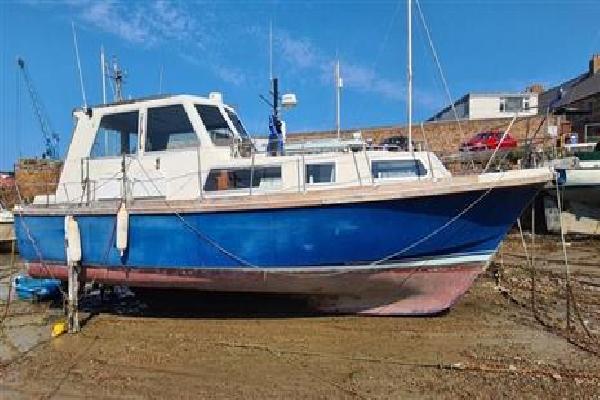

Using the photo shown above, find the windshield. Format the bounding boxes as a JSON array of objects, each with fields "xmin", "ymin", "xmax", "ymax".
[
  {"xmin": 195, "ymin": 104, "xmax": 234, "ymax": 146},
  {"xmin": 225, "ymin": 109, "xmax": 250, "ymax": 140}
]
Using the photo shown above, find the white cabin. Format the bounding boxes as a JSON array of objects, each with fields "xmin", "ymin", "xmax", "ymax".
[{"xmin": 49, "ymin": 94, "xmax": 451, "ymax": 204}]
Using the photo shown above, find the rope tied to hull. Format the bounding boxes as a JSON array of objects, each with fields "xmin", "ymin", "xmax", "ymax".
[{"xmin": 370, "ymin": 186, "xmax": 494, "ymax": 266}]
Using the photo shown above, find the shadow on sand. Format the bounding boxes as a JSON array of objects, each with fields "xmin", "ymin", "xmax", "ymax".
[{"xmin": 78, "ymin": 287, "xmax": 325, "ymax": 320}]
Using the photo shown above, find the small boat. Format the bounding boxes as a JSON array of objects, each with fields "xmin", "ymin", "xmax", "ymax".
[
  {"xmin": 544, "ymin": 143, "xmax": 600, "ymax": 235},
  {"xmin": 12, "ymin": 274, "xmax": 62, "ymax": 301}
]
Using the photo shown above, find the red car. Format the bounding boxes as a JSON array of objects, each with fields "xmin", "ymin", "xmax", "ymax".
[{"xmin": 460, "ymin": 130, "xmax": 518, "ymax": 152}]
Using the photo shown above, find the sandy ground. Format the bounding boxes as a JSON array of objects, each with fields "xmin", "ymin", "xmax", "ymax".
[{"xmin": 0, "ymin": 235, "xmax": 599, "ymax": 399}]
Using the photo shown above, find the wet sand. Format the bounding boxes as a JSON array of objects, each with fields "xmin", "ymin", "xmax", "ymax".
[{"xmin": 0, "ymin": 235, "xmax": 599, "ymax": 399}]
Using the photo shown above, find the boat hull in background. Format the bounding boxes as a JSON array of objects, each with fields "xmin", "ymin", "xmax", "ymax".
[
  {"xmin": 544, "ymin": 166, "xmax": 600, "ymax": 235},
  {"xmin": 0, "ymin": 222, "xmax": 14, "ymax": 242}
]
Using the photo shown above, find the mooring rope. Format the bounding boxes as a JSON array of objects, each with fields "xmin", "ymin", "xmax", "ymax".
[{"xmin": 370, "ymin": 185, "xmax": 495, "ymax": 266}]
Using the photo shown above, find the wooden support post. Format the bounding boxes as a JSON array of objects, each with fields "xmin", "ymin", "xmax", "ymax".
[{"xmin": 67, "ymin": 262, "xmax": 80, "ymax": 333}]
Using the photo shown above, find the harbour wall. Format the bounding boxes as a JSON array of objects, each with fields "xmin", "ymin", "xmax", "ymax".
[{"xmin": 287, "ymin": 115, "xmax": 555, "ymax": 155}]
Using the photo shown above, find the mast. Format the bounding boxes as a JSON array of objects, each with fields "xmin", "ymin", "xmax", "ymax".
[
  {"xmin": 72, "ymin": 22, "xmax": 87, "ymax": 108},
  {"xmin": 407, "ymin": 0, "xmax": 413, "ymax": 153},
  {"xmin": 269, "ymin": 20, "xmax": 273, "ymax": 81},
  {"xmin": 100, "ymin": 46, "xmax": 107, "ymax": 104}
]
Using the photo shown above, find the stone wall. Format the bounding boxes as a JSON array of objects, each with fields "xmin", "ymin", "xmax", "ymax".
[
  {"xmin": 14, "ymin": 158, "xmax": 63, "ymax": 204},
  {"xmin": 288, "ymin": 115, "xmax": 553, "ymax": 155}
]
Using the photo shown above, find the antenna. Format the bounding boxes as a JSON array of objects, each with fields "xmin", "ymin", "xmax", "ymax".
[
  {"xmin": 159, "ymin": 65, "xmax": 163, "ymax": 94},
  {"xmin": 269, "ymin": 20, "xmax": 273, "ymax": 81},
  {"xmin": 100, "ymin": 45, "xmax": 107, "ymax": 104},
  {"xmin": 109, "ymin": 56, "xmax": 126, "ymax": 102},
  {"xmin": 407, "ymin": 0, "xmax": 413, "ymax": 153},
  {"xmin": 335, "ymin": 59, "xmax": 343, "ymax": 140},
  {"xmin": 71, "ymin": 22, "xmax": 87, "ymax": 108}
]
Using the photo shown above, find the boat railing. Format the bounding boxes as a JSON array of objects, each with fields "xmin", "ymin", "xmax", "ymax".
[
  {"xmin": 14, "ymin": 147, "xmax": 450, "ymax": 207},
  {"xmin": 12, "ymin": 141, "xmax": 556, "ymax": 208}
]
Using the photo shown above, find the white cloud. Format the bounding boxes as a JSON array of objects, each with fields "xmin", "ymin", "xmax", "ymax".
[
  {"xmin": 79, "ymin": 2, "xmax": 153, "ymax": 45},
  {"xmin": 341, "ymin": 63, "xmax": 404, "ymax": 101},
  {"xmin": 277, "ymin": 31, "xmax": 319, "ymax": 70},
  {"xmin": 213, "ymin": 66, "xmax": 246, "ymax": 86},
  {"xmin": 75, "ymin": 1, "xmax": 200, "ymax": 48},
  {"xmin": 273, "ymin": 29, "xmax": 405, "ymax": 102}
]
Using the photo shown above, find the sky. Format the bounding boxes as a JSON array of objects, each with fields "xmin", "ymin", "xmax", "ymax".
[{"xmin": 1, "ymin": 0, "xmax": 599, "ymax": 170}]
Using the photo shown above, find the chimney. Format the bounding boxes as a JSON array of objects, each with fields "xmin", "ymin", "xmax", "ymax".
[
  {"xmin": 590, "ymin": 54, "xmax": 600, "ymax": 75},
  {"xmin": 525, "ymin": 84, "xmax": 544, "ymax": 94}
]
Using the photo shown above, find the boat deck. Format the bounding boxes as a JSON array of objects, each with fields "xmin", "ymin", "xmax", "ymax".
[{"xmin": 19, "ymin": 168, "xmax": 551, "ymax": 215}]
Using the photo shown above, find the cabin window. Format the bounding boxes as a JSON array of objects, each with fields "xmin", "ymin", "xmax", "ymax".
[
  {"xmin": 90, "ymin": 111, "xmax": 139, "ymax": 158},
  {"xmin": 195, "ymin": 105, "xmax": 234, "ymax": 146},
  {"xmin": 225, "ymin": 109, "xmax": 249, "ymax": 140},
  {"xmin": 145, "ymin": 105, "xmax": 197, "ymax": 152},
  {"xmin": 204, "ymin": 166, "xmax": 282, "ymax": 191},
  {"xmin": 371, "ymin": 160, "xmax": 427, "ymax": 179},
  {"xmin": 306, "ymin": 163, "xmax": 335, "ymax": 184}
]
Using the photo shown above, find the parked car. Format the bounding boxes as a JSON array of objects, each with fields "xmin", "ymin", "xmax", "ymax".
[
  {"xmin": 380, "ymin": 136, "xmax": 411, "ymax": 151},
  {"xmin": 460, "ymin": 130, "xmax": 518, "ymax": 152}
]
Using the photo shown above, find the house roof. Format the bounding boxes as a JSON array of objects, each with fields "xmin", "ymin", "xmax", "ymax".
[{"xmin": 539, "ymin": 71, "xmax": 600, "ymax": 112}]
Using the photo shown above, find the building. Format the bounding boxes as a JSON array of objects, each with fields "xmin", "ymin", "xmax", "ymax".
[
  {"xmin": 428, "ymin": 91, "xmax": 539, "ymax": 122},
  {"xmin": 0, "ymin": 172, "xmax": 15, "ymax": 189},
  {"xmin": 538, "ymin": 54, "xmax": 600, "ymax": 144}
]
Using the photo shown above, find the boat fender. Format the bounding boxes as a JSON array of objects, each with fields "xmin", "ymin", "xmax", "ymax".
[
  {"xmin": 116, "ymin": 203, "xmax": 129, "ymax": 257},
  {"xmin": 65, "ymin": 216, "xmax": 82, "ymax": 263}
]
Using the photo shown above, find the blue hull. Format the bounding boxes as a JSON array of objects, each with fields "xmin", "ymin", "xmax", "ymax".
[{"xmin": 16, "ymin": 185, "xmax": 540, "ymax": 269}]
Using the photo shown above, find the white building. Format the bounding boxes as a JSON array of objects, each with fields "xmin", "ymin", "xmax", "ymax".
[{"xmin": 428, "ymin": 92, "xmax": 539, "ymax": 122}]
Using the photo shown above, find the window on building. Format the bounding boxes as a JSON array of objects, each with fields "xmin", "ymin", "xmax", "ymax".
[
  {"xmin": 204, "ymin": 166, "xmax": 282, "ymax": 191},
  {"xmin": 195, "ymin": 105, "xmax": 234, "ymax": 146},
  {"xmin": 499, "ymin": 97, "xmax": 524, "ymax": 113},
  {"xmin": 306, "ymin": 163, "xmax": 335, "ymax": 184},
  {"xmin": 523, "ymin": 98, "xmax": 530, "ymax": 111},
  {"xmin": 90, "ymin": 111, "xmax": 139, "ymax": 158},
  {"xmin": 145, "ymin": 105, "xmax": 197, "ymax": 152},
  {"xmin": 371, "ymin": 160, "xmax": 427, "ymax": 179}
]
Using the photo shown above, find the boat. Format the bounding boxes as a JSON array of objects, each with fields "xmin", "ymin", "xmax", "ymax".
[
  {"xmin": 13, "ymin": 0, "xmax": 552, "ymax": 315},
  {"xmin": 12, "ymin": 90, "xmax": 551, "ymax": 315},
  {"xmin": 544, "ymin": 142, "xmax": 600, "ymax": 235},
  {"xmin": 12, "ymin": 274, "xmax": 62, "ymax": 301}
]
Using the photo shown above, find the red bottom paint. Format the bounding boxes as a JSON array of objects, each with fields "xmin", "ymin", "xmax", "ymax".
[{"xmin": 28, "ymin": 263, "xmax": 484, "ymax": 316}]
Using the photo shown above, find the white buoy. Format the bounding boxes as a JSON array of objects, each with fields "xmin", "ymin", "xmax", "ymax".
[
  {"xmin": 116, "ymin": 203, "xmax": 129, "ymax": 256},
  {"xmin": 65, "ymin": 215, "xmax": 82, "ymax": 264}
]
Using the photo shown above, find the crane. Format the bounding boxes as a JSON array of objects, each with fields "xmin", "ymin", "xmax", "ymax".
[{"xmin": 16, "ymin": 57, "xmax": 60, "ymax": 159}]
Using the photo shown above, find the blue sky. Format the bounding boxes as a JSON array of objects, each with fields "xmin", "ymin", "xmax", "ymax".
[{"xmin": 1, "ymin": 0, "xmax": 599, "ymax": 170}]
